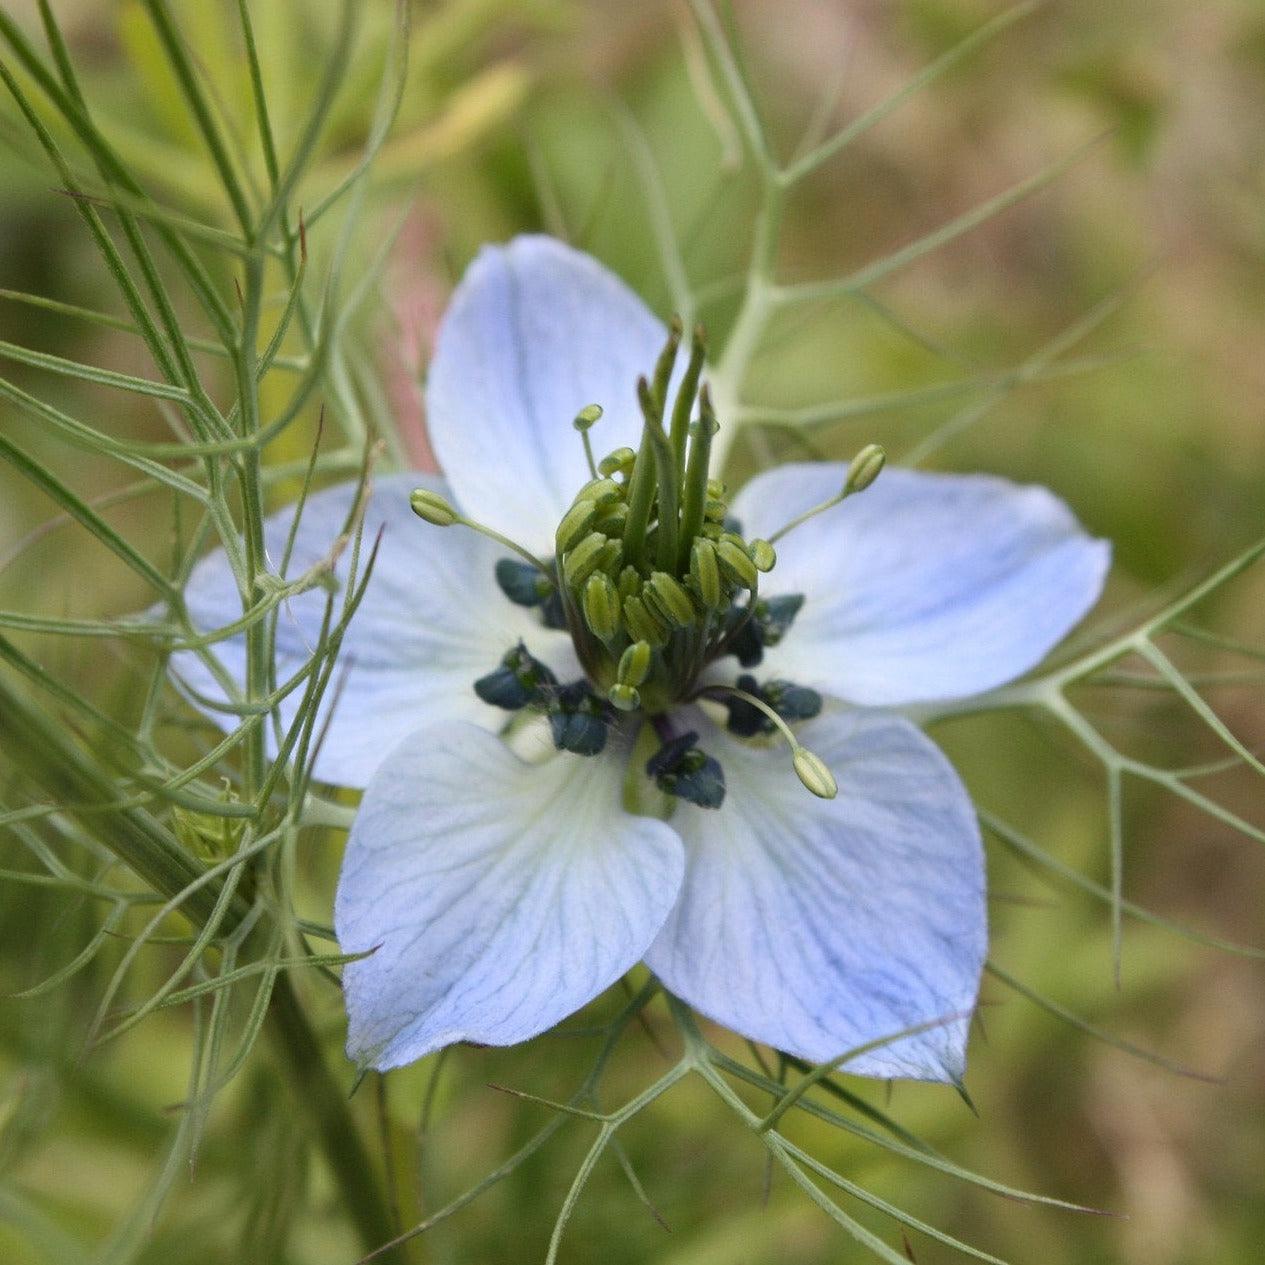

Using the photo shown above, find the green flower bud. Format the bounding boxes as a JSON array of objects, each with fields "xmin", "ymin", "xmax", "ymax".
[
  {"xmin": 410, "ymin": 488, "xmax": 458, "ymax": 527},
  {"xmin": 690, "ymin": 538, "xmax": 722, "ymax": 608},
  {"xmin": 749, "ymin": 538, "xmax": 776, "ymax": 573},
  {"xmin": 617, "ymin": 639, "xmax": 652, "ymax": 688},
  {"xmin": 582, "ymin": 572, "xmax": 621, "ymax": 641},
  {"xmin": 562, "ymin": 531, "xmax": 609, "ymax": 588},
  {"xmin": 793, "ymin": 747, "xmax": 838, "ymax": 799},
  {"xmin": 555, "ymin": 498, "xmax": 597, "ymax": 555},
  {"xmin": 716, "ymin": 538, "xmax": 758, "ymax": 590},
  {"xmin": 704, "ymin": 498, "xmax": 728, "ymax": 522},
  {"xmin": 706, "ymin": 478, "xmax": 728, "ymax": 499},
  {"xmin": 646, "ymin": 572, "xmax": 697, "ymax": 628},
  {"xmin": 844, "ymin": 443, "xmax": 886, "ymax": 495}
]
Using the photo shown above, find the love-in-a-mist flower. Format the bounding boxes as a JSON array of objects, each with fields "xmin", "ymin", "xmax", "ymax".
[{"xmin": 177, "ymin": 237, "xmax": 1109, "ymax": 1083}]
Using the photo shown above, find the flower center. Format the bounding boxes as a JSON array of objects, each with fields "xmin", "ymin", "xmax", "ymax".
[{"xmin": 409, "ymin": 320, "xmax": 886, "ymax": 809}]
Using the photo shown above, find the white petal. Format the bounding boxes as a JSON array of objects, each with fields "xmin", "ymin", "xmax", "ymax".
[
  {"xmin": 427, "ymin": 235, "xmax": 669, "ymax": 551},
  {"xmin": 644, "ymin": 710, "xmax": 986, "ymax": 1081},
  {"xmin": 335, "ymin": 723, "xmax": 684, "ymax": 1069},
  {"xmin": 173, "ymin": 473, "xmax": 579, "ymax": 789},
  {"xmin": 730, "ymin": 464, "xmax": 1110, "ymax": 706}
]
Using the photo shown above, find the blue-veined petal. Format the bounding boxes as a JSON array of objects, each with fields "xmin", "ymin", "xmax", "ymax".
[
  {"xmin": 335, "ymin": 722, "xmax": 684, "ymax": 1069},
  {"xmin": 730, "ymin": 464, "xmax": 1109, "ymax": 706},
  {"xmin": 427, "ymin": 236, "xmax": 669, "ymax": 551},
  {"xmin": 173, "ymin": 473, "xmax": 579, "ymax": 789},
  {"xmin": 644, "ymin": 709, "xmax": 985, "ymax": 1081}
]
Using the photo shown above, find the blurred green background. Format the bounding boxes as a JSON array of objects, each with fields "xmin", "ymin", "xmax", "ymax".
[{"xmin": 1, "ymin": 1, "xmax": 1263, "ymax": 1262}]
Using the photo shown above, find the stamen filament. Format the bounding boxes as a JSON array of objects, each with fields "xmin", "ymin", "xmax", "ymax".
[
  {"xmin": 767, "ymin": 443, "xmax": 886, "ymax": 544},
  {"xmin": 693, "ymin": 683, "xmax": 837, "ymax": 799},
  {"xmin": 454, "ymin": 516, "xmax": 552, "ymax": 576},
  {"xmin": 573, "ymin": 403, "xmax": 604, "ymax": 480}
]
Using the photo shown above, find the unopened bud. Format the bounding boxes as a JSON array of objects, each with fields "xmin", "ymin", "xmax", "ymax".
[
  {"xmin": 573, "ymin": 403, "xmax": 604, "ymax": 431},
  {"xmin": 410, "ymin": 488, "xmax": 458, "ymax": 527},
  {"xmin": 844, "ymin": 443, "xmax": 886, "ymax": 495},
  {"xmin": 582, "ymin": 572, "xmax": 620, "ymax": 641},
  {"xmin": 792, "ymin": 747, "xmax": 837, "ymax": 799}
]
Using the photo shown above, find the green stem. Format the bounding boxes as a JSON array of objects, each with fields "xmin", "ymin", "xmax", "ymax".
[{"xmin": 267, "ymin": 976, "xmax": 407, "ymax": 1263}]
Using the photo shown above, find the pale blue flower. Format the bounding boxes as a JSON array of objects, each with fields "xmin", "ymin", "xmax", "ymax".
[{"xmin": 177, "ymin": 236, "xmax": 1110, "ymax": 1082}]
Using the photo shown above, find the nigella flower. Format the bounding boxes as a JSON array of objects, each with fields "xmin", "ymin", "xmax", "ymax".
[{"xmin": 177, "ymin": 237, "xmax": 1109, "ymax": 1083}]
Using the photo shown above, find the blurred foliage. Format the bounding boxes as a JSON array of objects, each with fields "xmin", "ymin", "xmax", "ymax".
[{"xmin": 1, "ymin": 2, "xmax": 1263, "ymax": 1264}]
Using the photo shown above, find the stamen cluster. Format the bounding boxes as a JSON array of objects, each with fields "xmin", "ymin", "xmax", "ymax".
[
  {"xmin": 410, "ymin": 319, "xmax": 887, "ymax": 807},
  {"xmin": 554, "ymin": 321, "xmax": 776, "ymax": 714}
]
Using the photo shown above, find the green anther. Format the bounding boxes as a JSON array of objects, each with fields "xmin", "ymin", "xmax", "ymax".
[
  {"xmin": 599, "ymin": 446, "xmax": 637, "ymax": 477},
  {"xmin": 623, "ymin": 594, "xmax": 668, "ymax": 648},
  {"xmin": 845, "ymin": 442, "xmax": 886, "ymax": 494},
  {"xmin": 582, "ymin": 572, "xmax": 620, "ymax": 641},
  {"xmin": 716, "ymin": 538, "xmax": 758, "ymax": 590},
  {"xmin": 690, "ymin": 537, "xmax": 722, "ymax": 608},
  {"xmin": 595, "ymin": 501, "xmax": 629, "ymax": 535},
  {"xmin": 676, "ymin": 384, "xmax": 720, "ymax": 573},
  {"xmin": 719, "ymin": 530, "xmax": 747, "ymax": 552},
  {"xmin": 749, "ymin": 538, "xmax": 777, "ymax": 572},
  {"xmin": 793, "ymin": 747, "xmax": 838, "ymax": 799},
  {"xmin": 410, "ymin": 488, "xmax": 458, "ymax": 527},
  {"xmin": 608, "ymin": 683, "xmax": 641, "ymax": 712},
  {"xmin": 647, "ymin": 571, "xmax": 696, "ymax": 628},
  {"xmin": 668, "ymin": 324, "xmax": 707, "ymax": 480},
  {"xmin": 617, "ymin": 640, "xmax": 652, "ymax": 688},
  {"xmin": 576, "ymin": 477, "xmax": 621, "ymax": 504},
  {"xmin": 562, "ymin": 531, "xmax": 609, "ymax": 588},
  {"xmin": 617, "ymin": 565, "xmax": 641, "ymax": 601},
  {"xmin": 574, "ymin": 404, "xmax": 605, "ymax": 478},
  {"xmin": 595, "ymin": 538, "xmax": 624, "ymax": 578},
  {"xmin": 555, "ymin": 498, "xmax": 597, "ymax": 555}
]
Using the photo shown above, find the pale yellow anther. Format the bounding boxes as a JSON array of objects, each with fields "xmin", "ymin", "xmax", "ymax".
[
  {"xmin": 562, "ymin": 531, "xmax": 609, "ymax": 588},
  {"xmin": 582, "ymin": 572, "xmax": 620, "ymax": 641},
  {"xmin": 409, "ymin": 488, "xmax": 458, "ymax": 527},
  {"xmin": 646, "ymin": 572, "xmax": 697, "ymax": 628},
  {"xmin": 793, "ymin": 748, "xmax": 838, "ymax": 800}
]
